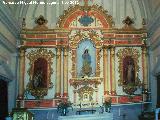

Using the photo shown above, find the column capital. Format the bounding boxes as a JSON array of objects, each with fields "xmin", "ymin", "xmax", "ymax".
[
  {"xmin": 63, "ymin": 48, "xmax": 68, "ymax": 56},
  {"xmin": 56, "ymin": 47, "xmax": 62, "ymax": 57},
  {"xmin": 19, "ymin": 48, "xmax": 26, "ymax": 57},
  {"xmin": 110, "ymin": 47, "xmax": 115, "ymax": 56},
  {"xmin": 103, "ymin": 49, "xmax": 108, "ymax": 56}
]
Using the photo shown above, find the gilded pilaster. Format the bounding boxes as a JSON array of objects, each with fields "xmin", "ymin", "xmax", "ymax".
[
  {"xmin": 18, "ymin": 48, "xmax": 25, "ymax": 99},
  {"xmin": 63, "ymin": 48, "xmax": 68, "ymax": 97},
  {"xmin": 110, "ymin": 47, "xmax": 116, "ymax": 95},
  {"xmin": 96, "ymin": 49, "xmax": 101, "ymax": 77},
  {"xmin": 55, "ymin": 48, "xmax": 61, "ymax": 98},
  {"xmin": 142, "ymin": 46, "xmax": 148, "ymax": 89},
  {"xmin": 71, "ymin": 49, "xmax": 77, "ymax": 77},
  {"xmin": 103, "ymin": 48, "xmax": 109, "ymax": 95}
]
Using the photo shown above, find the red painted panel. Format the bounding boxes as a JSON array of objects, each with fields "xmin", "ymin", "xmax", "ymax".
[
  {"xmin": 123, "ymin": 35, "xmax": 133, "ymax": 38},
  {"xmin": 115, "ymin": 41, "xmax": 128, "ymax": 44},
  {"xmin": 47, "ymin": 34, "xmax": 56, "ymax": 39},
  {"xmin": 118, "ymin": 96, "xmax": 130, "ymax": 103},
  {"xmin": 103, "ymin": 34, "xmax": 115, "ymax": 38},
  {"xmin": 26, "ymin": 34, "xmax": 35, "ymax": 38},
  {"xmin": 25, "ymin": 41, "xmax": 57, "ymax": 46},
  {"xmin": 111, "ymin": 97, "xmax": 117, "ymax": 103},
  {"xmin": 132, "ymin": 96, "xmax": 142, "ymax": 102},
  {"xmin": 24, "ymin": 100, "xmax": 57, "ymax": 108},
  {"xmin": 115, "ymin": 34, "xmax": 124, "ymax": 38},
  {"xmin": 134, "ymin": 34, "xmax": 142, "ymax": 38},
  {"xmin": 35, "ymin": 34, "xmax": 46, "ymax": 39},
  {"xmin": 57, "ymin": 33, "xmax": 68, "ymax": 38},
  {"xmin": 63, "ymin": 10, "xmax": 109, "ymax": 28}
]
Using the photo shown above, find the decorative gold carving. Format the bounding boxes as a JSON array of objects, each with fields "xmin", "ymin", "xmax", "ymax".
[
  {"xmin": 26, "ymin": 48, "xmax": 54, "ymax": 99},
  {"xmin": 71, "ymin": 49, "xmax": 77, "ymax": 77},
  {"xmin": 117, "ymin": 48, "xmax": 141, "ymax": 94},
  {"xmin": 142, "ymin": 18, "xmax": 146, "ymax": 28},
  {"xmin": 69, "ymin": 30, "xmax": 103, "ymax": 49},
  {"xmin": 57, "ymin": 4, "xmax": 114, "ymax": 28},
  {"xmin": 121, "ymin": 16, "xmax": 136, "ymax": 31},
  {"xmin": 77, "ymin": 86, "xmax": 94, "ymax": 101},
  {"xmin": 69, "ymin": 77, "xmax": 103, "ymax": 89},
  {"xmin": 69, "ymin": 30, "xmax": 103, "ymax": 78},
  {"xmin": 22, "ymin": 18, "xmax": 26, "ymax": 30},
  {"xmin": 96, "ymin": 49, "xmax": 101, "ymax": 77},
  {"xmin": 33, "ymin": 15, "xmax": 48, "ymax": 30}
]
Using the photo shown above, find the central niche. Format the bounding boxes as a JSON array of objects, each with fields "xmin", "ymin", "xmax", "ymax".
[{"xmin": 77, "ymin": 38, "xmax": 96, "ymax": 77}]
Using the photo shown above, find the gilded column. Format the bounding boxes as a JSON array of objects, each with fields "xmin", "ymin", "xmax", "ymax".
[
  {"xmin": 55, "ymin": 48, "xmax": 61, "ymax": 98},
  {"xmin": 110, "ymin": 47, "xmax": 116, "ymax": 95},
  {"xmin": 96, "ymin": 48, "xmax": 101, "ymax": 77},
  {"xmin": 63, "ymin": 48, "xmax": 68, "ymax": 97},
  {"xmin": 18, "ymin": 48, "xmax": 25, "ymax": 99},
  {"xmin": 103, "ymin": 48, "xmax": 109, "ymax": 95},
  {"xmin": 71, "ymin": 49, "xmax": 77, "ymax": 77},
  {"xmin": 142, "ymin": 46, "xmax": 148, "ymax": 90}
]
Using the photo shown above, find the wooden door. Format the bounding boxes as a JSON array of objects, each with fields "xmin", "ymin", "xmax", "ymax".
[{"xmin": 0, "ymin": 80, "xmax": 8, "ymax": 120}]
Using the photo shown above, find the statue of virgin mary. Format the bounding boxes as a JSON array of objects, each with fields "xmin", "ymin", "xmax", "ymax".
[{"xmin": 81, "ymin": 49, "xmax": 92, "ymax": 77}]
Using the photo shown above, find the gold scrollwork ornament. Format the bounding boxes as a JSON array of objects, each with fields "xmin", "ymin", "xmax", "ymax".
[
  {"xmin": 117, "ymin": 48, "xmax": 141, "ymax": 95},
  {"xmin": 26, "ymin": 48, "xmax": 54, "ymax": 99}
]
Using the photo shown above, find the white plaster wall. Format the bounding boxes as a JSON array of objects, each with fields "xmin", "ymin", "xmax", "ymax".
[
  {"xmin": 0, "ymin": 21, "xmax": 17, "ymax": 45},
  {"xmin": 150, "ymin": 42, "xmax": 160, "ymax": 109}
]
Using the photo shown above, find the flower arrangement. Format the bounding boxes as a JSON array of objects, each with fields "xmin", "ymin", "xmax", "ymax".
[
  {"xmin": 57, "ymin": 99, "xmax": 73, "ymax": 116},
  {"xmin": 103, "ymin": 97, "xmax": 112, "ymax": 112}
]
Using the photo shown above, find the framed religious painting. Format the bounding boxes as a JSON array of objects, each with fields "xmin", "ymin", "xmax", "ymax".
[
  {"xmin": 117, "ymin": 48, "xmax": 141, "ymax": 94},
  {"xmin": 26, "ymin": 48, "xmax": 54, "ymax": 99}
]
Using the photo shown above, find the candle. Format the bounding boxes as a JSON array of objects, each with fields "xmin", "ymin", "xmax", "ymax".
[
  {"xmin": 119, "ymin": 108, "xmax": 121, "ymax": 116},
  {"xmin": 46, "ymin": 112, "xmax": 49, "ymax": 119}
]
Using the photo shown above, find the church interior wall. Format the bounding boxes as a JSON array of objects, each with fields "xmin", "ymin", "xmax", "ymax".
[
  {"xmin": 0, "ymin": 30, "xmax": 18, "ymax": 112},
  {"xmin": 1, "ymin": 0, "xmax": 160, "ymax": 119},
  {"xmin": 149, "ymin": 25, "xmax": 160, "ymax": 109}
]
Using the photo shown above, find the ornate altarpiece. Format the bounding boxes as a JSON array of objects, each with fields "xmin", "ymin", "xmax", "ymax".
[{"xmin": 17, "ymin": 1, "xmax": 149, "ymax": 108}]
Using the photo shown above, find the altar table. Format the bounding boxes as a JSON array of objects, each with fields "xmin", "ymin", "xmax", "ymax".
[{"xmin": 58, "ymin": 112, "xmax": 113, "ymax": 120}]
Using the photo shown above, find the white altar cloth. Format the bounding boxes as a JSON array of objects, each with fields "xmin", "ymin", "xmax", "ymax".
[{"xmin": 58, "ymin": 112, "xmax": 113, "ymax": 120}]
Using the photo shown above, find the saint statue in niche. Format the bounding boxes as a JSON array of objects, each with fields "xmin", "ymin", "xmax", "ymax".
[
  {"xmin": 81, "ymin": 49, "xmax": 92, "ymax": 77},
  {"xmin": 32, "ymin": 58, "xmax": 48, "ymax": 88},
  {"xmin": 33, "ymin": 70, "xmax": 43, "ymax": 88},
  {"xmin": 123, "ymin": 57, "xmax": 135, "ymax": 85}
]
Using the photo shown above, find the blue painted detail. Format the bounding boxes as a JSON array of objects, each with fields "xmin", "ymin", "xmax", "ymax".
[{"xmin": 79, "ymin": 15, "xmax": 94, "ymax": 26}]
